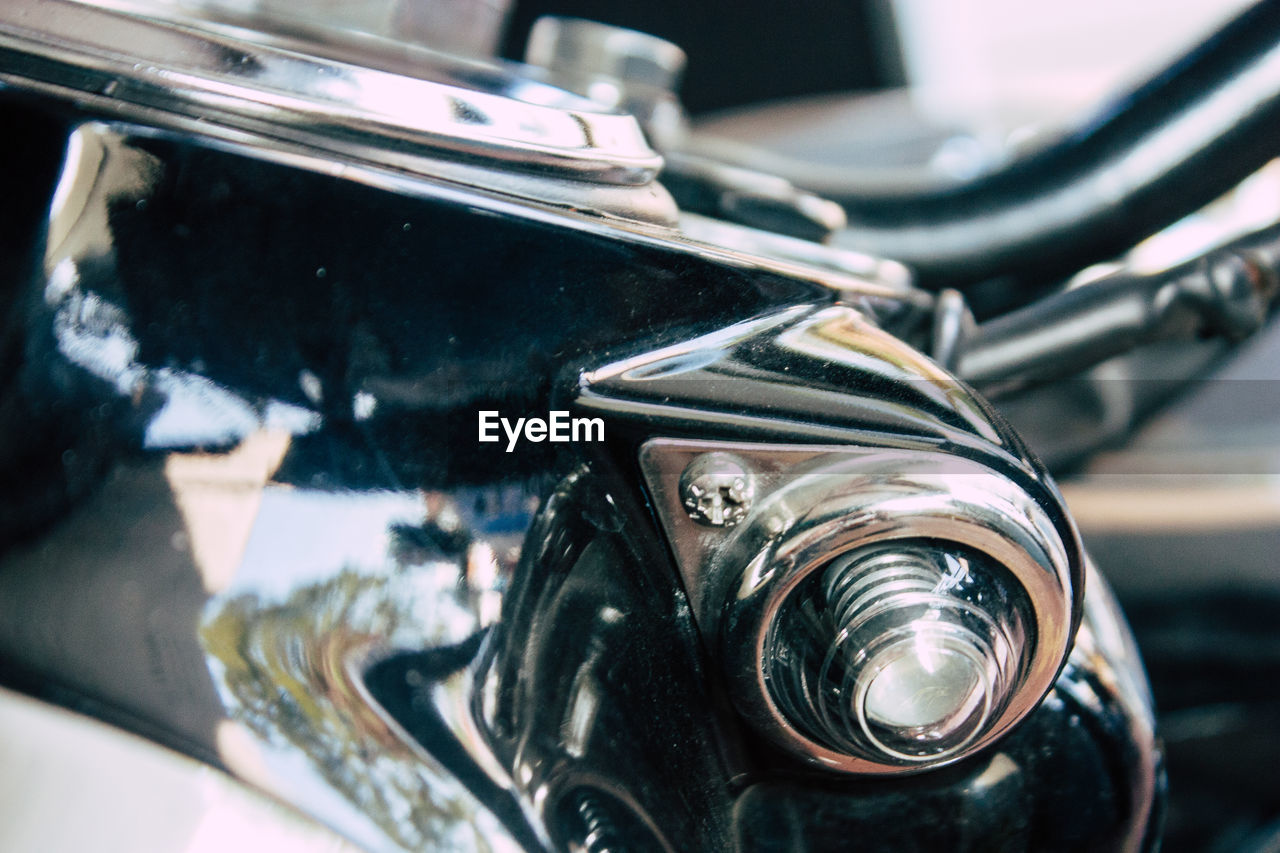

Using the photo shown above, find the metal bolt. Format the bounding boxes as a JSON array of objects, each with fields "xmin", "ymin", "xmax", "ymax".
[{"xmin": 679, "ymin": 452, "xmax": 755, "ymax": 527}]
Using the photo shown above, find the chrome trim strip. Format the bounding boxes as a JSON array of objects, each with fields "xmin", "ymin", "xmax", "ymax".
[{"xmin": 0, "ymin": 0, "xmax": 662, "ymax": 185}]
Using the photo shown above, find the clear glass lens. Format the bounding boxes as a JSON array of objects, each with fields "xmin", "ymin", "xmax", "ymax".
[
  {"xmin": 863, "ymin": 637, "xmax": 985, "ymax": 729},
  {"xmin": 765, "ymin": 540, "xmax": 1031, "ymax": 764}
]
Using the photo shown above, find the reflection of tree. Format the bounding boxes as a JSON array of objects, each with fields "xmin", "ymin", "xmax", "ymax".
[{"xmin": 200, "ymin": 567, "xmax": 489, "ymax": 852}]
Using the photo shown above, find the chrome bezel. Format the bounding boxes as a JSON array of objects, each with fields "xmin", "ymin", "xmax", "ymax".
[{"xmin": 642, "ymin": 439, "xmax": 1076, "ymax": 775}]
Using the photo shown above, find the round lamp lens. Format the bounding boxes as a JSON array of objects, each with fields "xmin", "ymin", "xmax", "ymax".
[{"xmin": 765, "ymin": 541, "xmax": 1030, "ymax": 765}]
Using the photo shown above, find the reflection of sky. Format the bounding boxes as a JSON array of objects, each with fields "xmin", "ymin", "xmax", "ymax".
[
  {"xmin": 146, "ymin": 371, "xmax": 320, "ymax": 448},
  {"xmin": 205, "ymin": 486, "xmax": 505, "ymax": 851},
  {"xmin": 50, "ymin": 272, "xmax": 321, "ymax": 450},
  {"xmin": 231, "ymin": 489, "xmax": 426, "ymax": 604}
]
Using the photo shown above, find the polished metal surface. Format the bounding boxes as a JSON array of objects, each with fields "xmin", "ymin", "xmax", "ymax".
[
  {"xmin": 0, "ymin": 0, "xmax": 662, "ymax": 185},
  {"xmin": 676, "ymin": 212, "xmax": 915, "ymax": 293},
  {"xmin": 198, "ymin": 478, "xmax": 537, "ymax": 852},
  {"xmin": 664, "ymin": 152, "xmax": 851, "ymax": 242},
  {"xmin": 0, "ymin": 9, "xmax": 922, "ymax": 292},
  {"xmin": 578, "ymin": 302, "xmax": 1032, "ymax": 455},
  {"xmin": 525, "ymin": 16, "xmax": 686, "ymax": 97},
  {"xmin": 0, "ymin": 8, "xmax": 1166, "ymax": 847},
  {"xmin": 953, "ymin": 220, "xmax": 1280, "ymax": 389},
  {"xmin": 640, "ymin": 438, "xmax": 1074, "ymax": 775},
  {"xmin": 0, "ymin": 447, "xmax": 544, "ymax": 851},
  {"xmin": 0, "ymin": 111, "xmax": 786, "ymax": 851},
  {"xmin": 576, "ymin": 300, "xmax": 1084, "ymax": 776},
  {"xmin": 1064, "ymin": 561, "xmax": 1160, "ymax": 853},
  {"xmin": 518, "ymin": 16, "xmax": 851, "ymax": 242},
  {"xmin": 787, "ymin": 543, "xmax": 1013, "ymax": 762},
  {"xmin": 523, "ymin": 16, "xmax": 688, "ymax": 151},
  {"xmin": 0, "ymin": 0, "xmax": 927, "ymax": 296}
]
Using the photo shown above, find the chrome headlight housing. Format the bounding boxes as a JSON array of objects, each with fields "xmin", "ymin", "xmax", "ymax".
[
  {"xmin": 764, "ymin": 540, "xmax": 1030, "ymax": 764},
  {"xmin": 643, "ymin": 441, "xmax": 1076, "ymax": 775}
]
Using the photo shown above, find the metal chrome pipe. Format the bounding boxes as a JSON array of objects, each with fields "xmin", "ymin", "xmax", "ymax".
[
  {"xmin": 955, "ymin": 220, "xmax": 1280, "ymax": 389},
  {"xmin": 832, "ymin": 0, "xmax": 1280, "ymax": 291}
]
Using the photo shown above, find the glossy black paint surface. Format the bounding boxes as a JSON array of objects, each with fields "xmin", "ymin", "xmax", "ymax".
[
  {"xmin": 0, "ymin": 95, "xmax": 1159, "ymax": 851},
  {"xmin": 0, "ymin": 106, "xmax": 821, "ymax": 544}
]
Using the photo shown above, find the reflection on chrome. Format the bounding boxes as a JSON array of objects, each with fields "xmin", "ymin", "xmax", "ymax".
[
  {"xmin": 641, "ymin": 438, "xmax": 1075, "ymax": 775},
  {"xmin": 198, "ymin": 483, "xmax": 533, "ymax": 851},
  {"xmin": 767, "ymin": 542, "xmax": 1025, "ymax": 764},
  {"xmin": 0, "ymin": 0, "xmax": 663, "ymax": 185},
  {"xmin": 1059, "ymin": 562, "xmax": 1160, "ymax": 853},
  {"xmin": 773, "ymin": 306, "xmax": 1005, "ymax": 446},
  {"xmin": 0, "ymin": 3, "xmax": 1170, "ymax": 843}
]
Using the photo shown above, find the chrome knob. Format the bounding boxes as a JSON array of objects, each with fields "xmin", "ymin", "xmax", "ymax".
[
  {"xmin": 524, "ymin": 16, "xmax": 688, "ymax": 148},
  {"xmin": 525, "ymin": 16, "xmax": 686, "ymax": 96}
]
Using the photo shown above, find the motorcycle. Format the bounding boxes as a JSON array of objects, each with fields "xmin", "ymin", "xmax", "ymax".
[{"xmin": 1, "ymin": 1, "xmax": 1278, "ymax": 850}]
